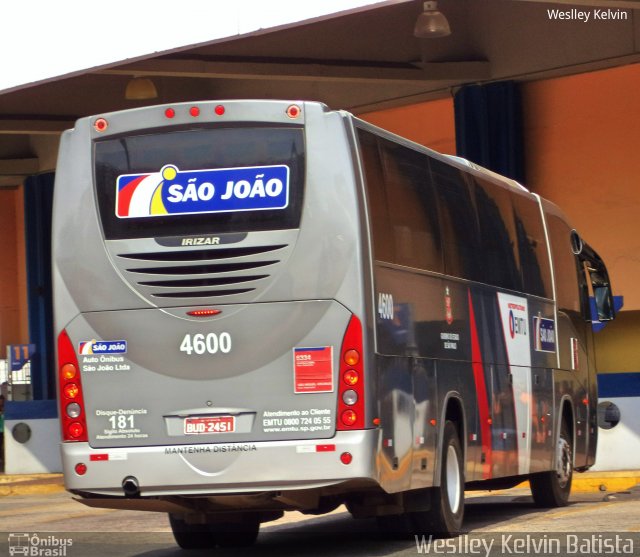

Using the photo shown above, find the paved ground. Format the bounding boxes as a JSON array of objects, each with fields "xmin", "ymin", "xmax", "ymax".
[
  {"xmin": 1, "ymin": 471, "xmax": 640, "ymax": 556},
  {"xmin": 2, "ymin": 488, "xmax": 640, "ymax": 556}
]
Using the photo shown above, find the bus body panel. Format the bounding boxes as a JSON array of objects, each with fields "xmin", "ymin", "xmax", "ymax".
[
  {"xmin": 55, "ymin": 101, "xmax": 378, "ymax": 498},
  {"xmin": 67, "ymin": 300, "xmax": 350, "ymax": 449},
  {"xmin": 53, "ymin": 100, "xmax": 613, "ymax": 518},
  {"xmin": 61, "ymin": 430, "xmax": 379, "ymax": 499}
]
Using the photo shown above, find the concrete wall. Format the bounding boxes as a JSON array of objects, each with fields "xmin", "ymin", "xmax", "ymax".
[
  {"xmin": 0, "ymin": 187, "xmax": 29, "ymax": 349},
  {"xmin": 522, "ymin": 63, "xmax": 640, "ymax": 311},
  {"xmin": 3, "ymin": 401, "xmax": 62, "ymax": 474},
  {"xmin": 360, "ymin": 98, "xmax": 456, "ymax": 155}
]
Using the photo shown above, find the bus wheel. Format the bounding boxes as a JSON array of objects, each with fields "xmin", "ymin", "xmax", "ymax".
[
  {"xmin": 412, "ymin": 420, "xmax": 464, "ymax": 537},
  {"xmin": 530, "ymin": 420, "xmax": 573, "ymax": 507},
  {"xmin": 168, "ymin": 514, "xmax": 217, "ymax": 550}
]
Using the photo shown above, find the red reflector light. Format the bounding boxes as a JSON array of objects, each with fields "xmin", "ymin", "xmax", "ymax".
[
  {"xmin": 186, "ymin": 309, "xmax": 222, "ymax": 317},
  {"xmin": 344, "ymin": 349, "xmax": 360, "ymax": 366},
  {"xmin": 90, "ymin": 454, "xmax": 109, "ymax": 462},
  {"xmin": 62, "ymin": 363, "xmax": 77, "ymax": 380},
  {"xmin": 75, "ymin": 463, "xmax": 88, "ymax": 476},
  {"xmin": 63, "ymin": 383, "xmax": 79, "ymax": 399},
  {"xmin": 165, "ymin": 108, "xmax": 176, "ymax": 119},
  {"xmin": 215, "ymin": 105, "xmax": 225, "ymax": 116},
  {"xmin": 316, "ymin": 444, "xmax": 336, "ymax": 452},
  {"xmin": 340, "ymin": 452, "xmax": 353, "ymax": 465},
  {"xmin": 343, "ymin": 369, "xmax": 359, "ymax": 386},
  {"xmin": 341, "ymin": 409, "xmax": 357, "ymax": 426},
  {"xmin": 68, "ymin": 422, "xmax": 85, "ymax": 439},
  {"xmin": 190, "ymin": 106, "xmax": 200, "ymax": 117},
  {"xmin": 286, "ymin": 104, "xmax": 301, "ymax": 119},
  {"xmin": 94, "ymin": 118, "xmax": 108, "ymax": 132}
]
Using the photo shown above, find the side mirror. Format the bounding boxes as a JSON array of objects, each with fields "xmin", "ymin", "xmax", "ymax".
[{"xmin": 593, "ymin": 284, "xmax": 615, "ymax": 321}]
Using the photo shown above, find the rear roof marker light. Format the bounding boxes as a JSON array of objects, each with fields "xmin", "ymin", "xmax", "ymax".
[
  {"xmin": 94, "ymin": 118, "xmax": 108, "ymax": 132},
  {"xmin": 215, "ymin": 105, "xmax": 225, "ymax": 116},
  {"xmin": 286, "ymin": 104, "xmax": 301, "ymax": 119},
  {"xmin": 190, "ymin": 106, "xmax": 200, "ymax": 117},
  {"xmin": 165, "ymin": 108, "xmax": 176, "ymax": 119}
]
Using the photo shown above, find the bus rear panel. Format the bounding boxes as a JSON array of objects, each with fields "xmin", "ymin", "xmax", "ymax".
[{"xmin": 54, "ymin": 101, "xmax": 378, "ymax": 507}]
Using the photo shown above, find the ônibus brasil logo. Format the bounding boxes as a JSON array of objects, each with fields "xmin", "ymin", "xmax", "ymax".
[{"xmin": 8, "ymin": 533, "xmax": 73, "ymax": 557}]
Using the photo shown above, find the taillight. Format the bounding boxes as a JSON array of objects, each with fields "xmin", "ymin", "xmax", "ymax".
[
  {"xmin": 337, "ymin": 315, "xmax": 365, "ymax": 430},
  {"xmin": 58, "ymin": 330, "xmax": 88, "ymax": 442}
]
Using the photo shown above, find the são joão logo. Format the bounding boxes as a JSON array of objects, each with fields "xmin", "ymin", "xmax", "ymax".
[{"xmin": 116, "ymin": 164, "xmax": 290, "ymax": 218}]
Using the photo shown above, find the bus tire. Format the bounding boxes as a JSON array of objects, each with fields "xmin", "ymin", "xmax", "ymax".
[
  {"xmin": 168, "ymin": 514, "xmax": 217, "ymax": 550},
  {"xmin": 411, "ymin": 420, "xmax": 464, "ymax": 537},
  {"xmin": 530, "ymin": 420, "xmax": 573, "ymax": 507}
]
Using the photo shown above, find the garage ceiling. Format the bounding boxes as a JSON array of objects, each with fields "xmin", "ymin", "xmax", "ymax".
[{"xmin": 0, "ymin": 0, "xmax": 639, "ymax": 182}]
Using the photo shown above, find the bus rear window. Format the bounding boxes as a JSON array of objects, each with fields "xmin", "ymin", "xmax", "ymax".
[{"xmin": 94, "ymin": 126, "xmax": 305, "ymax": 240}]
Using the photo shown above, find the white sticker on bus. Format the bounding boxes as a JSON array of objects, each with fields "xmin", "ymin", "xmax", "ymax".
[
  {"xmin": 378, "ymin": 292, "xmax": 394, "ymax": 320},
  {"xmin": 497, "ymin": 292, "xmax": 532, "ymax": 476}
]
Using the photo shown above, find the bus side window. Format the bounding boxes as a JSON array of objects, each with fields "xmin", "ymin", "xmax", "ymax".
[
  {"xmin": 546, "ymin": 215, "xmax": 581, "ymax": 313},
  {"xmin": 575, "ymin": 239, "xmax": 615, "ymax": 322},
  {"xmin": 378, "ymin": 140, "xmax": 443, "ymax": 273},
  {"xmin": 472, "ymin": 177, "xmax": 520, "ymax": 291},
  {"xmin": 511, "ymin": 193, "xmax": 553, "ymax": 299},
  {"xmin": 430, "ymin": 158, "xmax": 482, "ymax": 283},
  {"xmin": 357, "ymin": 130, "xmax": 393, "ymax": 263}
]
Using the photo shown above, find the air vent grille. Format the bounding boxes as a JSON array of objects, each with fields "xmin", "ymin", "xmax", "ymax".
[{"xmin": 116, "ymin": 243, "xmax": 288, "ymax": 301}]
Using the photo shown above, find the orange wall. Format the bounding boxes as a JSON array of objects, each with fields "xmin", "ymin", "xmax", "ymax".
[
  {"xmin": 0, "ymin": 187, "xmax": 29, "ymax": 349},
  {"xmin": 360, "ymin": 98, "xmax": 456, "ymax": 154},
  {"xmin": 522, "ymin": 64, "xmax": 640, "ymax": 311}
]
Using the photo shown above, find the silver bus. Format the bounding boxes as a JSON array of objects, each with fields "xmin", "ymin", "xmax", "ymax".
[{"xmin": 53, "ymin": 100, "xmax": 615, "ymax": 547}]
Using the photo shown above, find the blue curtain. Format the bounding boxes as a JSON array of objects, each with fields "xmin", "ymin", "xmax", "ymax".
[
  {"xmin": 454, "ymin": 81, "xmax": 525, "ymax": 184},
  {"xmin": 23, "ymin": 172, "xmax": 55, "ymax": 400}
]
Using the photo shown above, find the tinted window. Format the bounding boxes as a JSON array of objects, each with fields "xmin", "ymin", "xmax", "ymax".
[
  {"xmin": 379, "ymin": 140, "xmax": 442, "ymax": 271},
  {"xmin": 472, "ymin": 177, "xmax": 520, "ymax": 291},
  {"xmin": 546, "ymin": 214, "xmax": 580, "ymax": 311},
  {"xmin": 358, "ymin": 129, "xmax": 442, "ymax": 272},
  {"xmin": 358, "ymin": 131, "xmax": 393, "ymax": 262},
  {"xmin": 430, "ymin": 158, "xmax": 483, "ymax": 282},
  {"xmin": 94, "ymin": 126, "xmax": 305, "ymax": 240},
  {"xmin": 512, "ymin": 193, "xmax": 552, "ymax": 298}
]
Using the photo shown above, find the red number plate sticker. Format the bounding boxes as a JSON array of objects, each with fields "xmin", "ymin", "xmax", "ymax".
[{"xmin": 184, "ymin": 416, "xmax": 235, "ymax": 435}]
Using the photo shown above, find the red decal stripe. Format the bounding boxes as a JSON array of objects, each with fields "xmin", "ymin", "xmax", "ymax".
[
  {"xmin": 468, "ymin": 289, "xmax": 492, "ymax": 479},
  {"xmin": 116, "ymin": 175, "xmax": 146, "ymax": 217}
]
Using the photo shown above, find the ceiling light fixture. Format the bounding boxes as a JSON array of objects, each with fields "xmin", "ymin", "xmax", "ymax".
[
  {"xmin": 125, "ymin": 77, "xmax": 158, "ymax": 100},
  {"xmin": 414, "ymin": 1, "xmax": 451, "ymax": 39}
]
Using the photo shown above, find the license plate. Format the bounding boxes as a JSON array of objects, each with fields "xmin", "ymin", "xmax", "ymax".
[{"xmin": 184, "ymin": 416, "xmax": 235, "ymax": 435}]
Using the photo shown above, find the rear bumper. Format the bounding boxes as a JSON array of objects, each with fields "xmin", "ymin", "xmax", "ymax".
[{"xmin": 62, "ymin": 429, "xmax": 380, "ymax": 497}]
